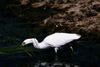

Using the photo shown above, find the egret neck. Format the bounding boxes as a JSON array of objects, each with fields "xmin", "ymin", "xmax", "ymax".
[
  {"xmin": 31, "ymin": 38, "xmax": 50, "ymax": 49},
  {"xmin": 31, "ymin": 38, "xmax": 39, "ymax": 48}
]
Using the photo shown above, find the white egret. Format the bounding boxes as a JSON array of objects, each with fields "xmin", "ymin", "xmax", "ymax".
[{"xmin": 21, "ymin": 33, "xmax": 81, "ymax": 54}]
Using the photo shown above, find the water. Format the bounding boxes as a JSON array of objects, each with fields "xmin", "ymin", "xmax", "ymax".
[{"xmin": 0, "ymin": 41, "xmax": 100, "ymax": 67}]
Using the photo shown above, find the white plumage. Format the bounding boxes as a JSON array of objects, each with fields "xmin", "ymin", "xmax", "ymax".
[{"xmin": 21, "ymin": 33, "xmax": 81, "ymax": 53}]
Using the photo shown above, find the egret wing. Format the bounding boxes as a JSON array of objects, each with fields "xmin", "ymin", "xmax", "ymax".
[{"xmin": 43, "ymin": 33, "xmax": 77, "ymax": 47}]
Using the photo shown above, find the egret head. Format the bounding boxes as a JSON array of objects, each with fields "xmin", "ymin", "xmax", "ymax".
[{"xmin": 21, "ymin": 38, "xmax": 35, "ymax": 46}]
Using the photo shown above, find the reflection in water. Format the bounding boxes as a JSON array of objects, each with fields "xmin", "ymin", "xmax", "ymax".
[
  {"xmin": 0, "ymin": 57, "xmax": 80, "ymax": 67},
  {"xmin": 34, "ymin": 61, "xmax": 79, "ymax": 67},
  {"xmin": 0, "ymin": 41, "xmax": 100, "ymax": 67},
  {"xmin": 0, "ymin": 45, "xmax": 79, "ymax": 67}
]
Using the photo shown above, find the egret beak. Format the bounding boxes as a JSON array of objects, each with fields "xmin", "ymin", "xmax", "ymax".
[
  {"xmin": 20, "ymin": 42, "xmax": 32, "ymax": 57},
  {"xmin": 17, "ymin": 43, "xmax": 24, "ymax": 48}
]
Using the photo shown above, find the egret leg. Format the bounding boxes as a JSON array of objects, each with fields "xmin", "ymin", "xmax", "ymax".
[
  {"xmin": 54, "ymin": 47, "xmax": 58, "ymax": 53},
  {"xmin": 70, "ymin": 46, "xmax": 73, "ymax": 52},
  {"xmin": 54, "ymin": 47, "xmax": 58, "ymax": 61},
  {"xmin": 70, "ymin": 46, "xmax": 74, "ymax": 56}
]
